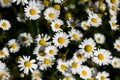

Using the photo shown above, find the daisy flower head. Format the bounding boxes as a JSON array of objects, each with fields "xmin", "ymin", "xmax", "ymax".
[
  {"xmin": 52, "ymin": 31, "xmax": 70, "ymax": 48},
  {"xmin": 63, "ymin": 75, "xmax": 76, "ymax": 80},
  {"xmin": 106, "ymin": 0, "xmax": 119, "ymax": 6},
  {"xmin": 50, "ymin": 19, "xmax": 63, "ymax": 32},
  {"xmin": 93, "ymin": 48, "xmax": 112, "ymax": 66},
  {"xmin": 111, "ymin": 57, "xmax": 120, "ymax": 68},
  {"xmin": 67, "ymin": 18, "xmax": 80, "ymax": 28},
  {"xmin": 88, "ymin": 12, "xmax": 102, "ymax": 27},
  {"xmin": 0, "ymin": 19, "xmax": 11, "ymax": 31},
  {"xmin": 79, "ymin": 38, "xmax": 96, "ymax": 58},
  {"xmin": 32, "ymin": 69, "xmax": 42, "ymax": 80},
  {"xmin": 94, "ymin": 33, "xmax": 105, "ymax": 44},
  {"xmin": 7, "ymin": 39, "xmax": 20, "ymax": 53},
  {"xmin": 18, "ymin": 56, "xmax": 38, "ymax": 75},
  {"xmin": 54, "ymin": 0, "xmax": 64, "ymax": 4},
  {"xmin": 44, "ymin": 7, "xmax": 60, "ymax": 21},
  {"xmin": 18, "ymin": 32, "xmax": 33, "ymax": 47},
  {"xmin": 78, "ymin": 66, "xmax": 92, "ymax": 80},
  {"xmin": 109, "ymin": 18, "xmax": 119, "ymax": 31},
  {"xmin": 16, "ymin": 13, "xmax": 27, "ymax": 23},
  {"xmin": 0, "ymin": 0, "xmax": 11, "ymax": 8},
  {"xmin": 12, "ymin": 0, "xmax": 28, "ymax": 5},
  {"xmin": 24, "ymin": 1, "xmax": 41, "ymax": 20},
  {"xmin": 95, "ymin": 1, "xmax": 106, "ymax": 12},
  {"xmin": 81, "ymin": 20, "xmax": 90, "ymax": 30},
  {"xmin": 96, "ymin": 71, "xmax": 110, "ymax": 80},
  {"xmin": 35, "ymin": 34, "xmax": 51, "ymax": 47},
  {"xmin": 113, "ymin": 38, "xmax": 120, "ymax": 52},
  {"xmin": 0, "ymin": 47, "xmax": 9, "ymax": 59},
  {"xmin": 34, "ymin": 0, "xmax": 44, "ymax": 11},
  {"xmin": 68, "ymin": 28, "xmax": 83, "ymax": 41}
]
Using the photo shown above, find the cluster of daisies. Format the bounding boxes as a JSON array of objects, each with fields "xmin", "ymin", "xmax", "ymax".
[{"xmin": 0, "ymin": 0, "xmax": 120, "ymax": 80}]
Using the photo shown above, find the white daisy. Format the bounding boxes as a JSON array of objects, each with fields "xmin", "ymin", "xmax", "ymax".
[
  {"xmin": 109, "ymin": 19, "xmax": 119, "ymax": 31},
  {"xmin": 18, "ymin": 56, "xmax": 38, "ymax": 75},
  {"xmin": 0, "ymin": 19, "xmax": 11, "ymax": 31},
  {"xmin": 7, "ymin": 39, "xmax": 20, "ymax": 53},
  {"xmin": 79, "ymin": 38, "xmax": 96, "ymax": 58},
  {"xmin": 88, "ymin": 12, "xmax": 102, "ymax": 27},
  {"xmin": 63, "ymin": 75, "xmax": 76, "ymax": 80},
  {"xmin": 94, "ymin": 33, "xmax": 105, "ymax": 44},
  {"xmin": 93, "ymin": 49, "xmax": 112, "ymax": 66},
  {"xmin": 12, "ymin": 0, "xmax": 28, "ymax": 5},
  {"xmin": 54, "ymin": 0, "xmax": 64, "ymax": 3},
  {"xmin": 114, "ymin": 38, "xmax": 120, "ymax": 52},
  {"xmin": 16, "ymin": 13, "xmax": 27, "ymax": 23},
  {"xmin": 81, "ymin": 20, "xmax": 90, "ymax": 30},
  {"xmin": 50, "ymin": 19, "xmax": 63, "ymax": 32},
  {"xmin": 96, "ymin": 71, "xmax": 110, "ymax": 80},
  {"xmin": 18, "ymin": 32, "xmax": 33, "ymax": 47},
  {"xmin": 0, "ymin": 47, "xmax": 9, "ymax": 59},
  {"xmin": 106, "ymin": 0, "xmax": 119, "ymax": 6},
  {"xmin": 67, "ymin": 18, "xmax": 80, "ymax": 28},
  {"xmin": 52, "ymin": 32, "xmax": 70, "ymax": 48},
  {"xmin": 68, "ymin": 28, "xmax": 83, "ymax": 41},
  {"xmin": 32, "ymin": 69, "xmax": 42, "ymax": 80},
  {"xmin": 44, "ymin": 7, "xmax": 60, "ymax": 21},
  {"xmin": 0, "ymin": 0, "xmax": 11, "ymax": 8},
  {"xmin": 111, "ymin": 57, "xmax": 120, "ymax": 68}
]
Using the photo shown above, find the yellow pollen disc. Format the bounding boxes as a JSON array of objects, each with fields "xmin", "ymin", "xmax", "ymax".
[
  {"xmin": 117, "ymin": 45, "xmax": 120, "ymax": 48},
  {"xmin": 34, "ymin": 73, "xmax": 40, "ymax": 78},
  {"xmin": 99, "ymin": 1, "xmax": 104, "ymax": 6},
  {"xmin": 83, "ymin": 23, "xmax": 87, "ymax": 28},
  {"xmin": 66, "ymin": 13, "xmax": 72, "ymax": 19},
  {"xmin": 2, "ymin": 22, "xmax": 7, "ymax": 28},
  {"xmin": 55, "ymin": 23, "xmax": 60, "ymax": 29},
  {"xmin": 0, "ymin": 51, "xmax": 5, "ymax": 56},
  {"xmin": 66, "ymin": 76, "xmax": 71, "ymax": 80},
  {"xmin": 77, "ymin": 54, "xmax": 83, "ymax": 60},
  {"xmin": 22, "ymin": 37, "xmax": 28, "ymax": 42},
  {"xmin": 82, "ymin": 70, "xmax": 87, "ymax": 76},
  {"xmin": 44, "ymin": 58, "xmax": 51, "ymax": 64},
  {"xmin": 112, "ymin": 6, "xmax": 116, "ymax": 11},
  {"xmin": 0, "ymin": 73, "xmax": 5, "ymax": 77},
  {"xmin": 90, "ymin": 77, "xmax": 95, "ymax": 80},
  {"xmin": 58, "ymin": 37, "xmax": 65, "ymax": 44},
  {"xmin": 91, "ymin": 18, "xmax": 97, "ymax": 23},
  {"xmin": 49, "ymin": 50, "xmax": 54, "ymax": 54},
  {"xmin": 89, "ymin": 6, "xmax": 94, "ymax": 11},
  {"xmin": 72, "ymin": 34, "xmax": 78, "ymax": 40},
  {"xmin": 11, "ymin": 43, "xmax": 17, "ymax": 49},
  {"xmin": 84, "ymin": 45, "xmax": 92, "ymax": 52},
  {"xmin": 54, "ymin": 4, "xmax": 60, "ymax": 11},
  {"xmin": 111, "ymin": 0, "xmax": 116, "ymax": 4},
  {"xmin": 61, "ymin": 64, "xmax": 66, "ymax": 70},
  {"xmin": 72, "ymin": 62, "xmax": 78, "ymax": 68},
  {"xmin": 43, "ymin": 0, "xmax": 49, "ymax": 6},
  {"xmin": 100, "ymin": 76, "xmax": 105, "ymax": 80},
  {"xmin": 98, "ymin": 53, "xmax": 104, "ymax": 60},
  {"xmin": 70, "ymin": 22, "xmax": 75, "ymax": 27},
  {"xmin": 39, "ymin": 51, "xmax": 46, "ymax": 56},
  {"xmin": 49, "ymin": 13, "xmax": 55, "ymax": 18},
  {"xmin": 97, "ymin": 38, "xmax": 101, "ymax": 41},
  {"xmin": 113, "ymin": 61, "xmax": 118, "ymax": 66},
  {"xmin": 111, "ymin": 22, "xmax": 116, "ymax": 27},
  {"xmin": 3, "ymin": 0, "xmax": 9, "ymax": 4},
  {"xmin": 29, "ymin": 9, "xmax": 36, "ymax": 15},
  {"xmin": 39, "ymin": 39, "xmax": 46, "ymax": 46},
  {"xmin": 24, "ymin": 61, "xmax": 31, "ymax": 67}
]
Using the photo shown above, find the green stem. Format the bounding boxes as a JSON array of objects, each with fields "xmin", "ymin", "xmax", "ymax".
[{"xmin": 36, "ymin": 19, "xmax": 40, "ymax": 34}]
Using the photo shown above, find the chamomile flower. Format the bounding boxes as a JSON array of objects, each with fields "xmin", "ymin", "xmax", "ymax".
[
  {"xmin": 111, "ymin": 57, "xmax": 120, "ymax": 68},
  {"xmin": 88, "ymin": 12, "xmax": 102, "ymax": 27},
  {"xmin": 79, "ymin": 38, "xmax": 96, "ymax": 58},
  {"xmin": 18, "ymin": 56, "xmax": 38, "ymax": 75},
  {"xmin": 24, "ymin": 1, "xmax": 41, "ymax": 20},
  {"xmin": 81, "ymin": 20, "xmax": 90, "ymax": 30},
  {"xmin": 96, "ymin": 71, "xmax": 110, "ymax": 80},
  {"xmin": 35, "ymin": 34, "xmax": 51, "ymax": 47},
  {"xmin": 32, "ymin": 69, "xmax": 42, "ymax": 80},
  {"xmin": 113, "ymin": 38, "xmax": 120, "ymax": 52},
  {"xmin": 106, "ymin": 0, "xmax": 119, "ymax": 6},
  {"xmin": 44, "ymin": 7, "xmax": 60, "ymax": 21},
  {"xmin": 109, "ymin": 19, "xmax": 119, "ymax": 31},
  {"xmin": 0, "ymin": 19, "xmax": 11, "ymax": 31},
  {"xmin": 7, "ymin": 39, "xmax": 20, "ymax": 53},
  {"xmin": 12, "ymin": 0, "xmax": 28, "ymax": 5},
  {"xmin": 18, "ymin": 32, "xmax": 33, "ymax": 47},
  {"xmin": 68, "ymin": 28, "xmax": 83, "ymax": 41},
  {"xmin": 54, "ymin": 0, "xmax": 64, "ymax": 3},
  {"xmin": 63, "ymin": 75, "xmax": 76, "ymax": 80},
  {"xmin": 50, "ymin": 19, "xmax": 63, "ymax": 32},
  {"xmin": 94, "ymin": 33, "xmax": 105, "ymax": 44},
  {"xmin": 0, "ymin": 0, "xmax": 11, "ymax": 8},
  {"xmin": 16, "ymin": 13, "xmax": 27, "ymax": 23},
  {"xmin": 52, "ymin": 32, "xmax": 70, "ymax": 48},
  {"xmin": 78, "ymin": 66, "xmax": 92, "ymax": 80},
  {"xmin": 67, "ymin": 18, "xmax": 80, "ymax": 28},
  {"xmin": 45, "ymin": 45, "xmax": 58, "ymax": 57},
  {"xmin": 0, "ymin": 47, "xmax": 9, "ymax": 59},
  {"xmin": 93, "ymin": 49, "xmax": 112, "ymax": 66}
]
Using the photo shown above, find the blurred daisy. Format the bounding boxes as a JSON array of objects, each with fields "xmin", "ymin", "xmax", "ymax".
[
  {"xmin": 32, "ymin": 69, "xmax": 42, "ymax": 80},
  {"xmin": 114, "ymin": 38, "xmax": 120, "ymax": 52},
  {"xmin": 96, "ymin": 71, "xmax": 110, "ymax": 80},
  {"xmin": 78, "ymin": 66, "xmax": 92, "ymax": 80},
  {"xmin": 54, "ymin": 0, "xmax": 64, "ymax": 3},
  {"xmin": 18, "ymin": 56, "xmax": 38, "ymax": 75},
  {"xmin": 44, "ymin": 7, "xmax": 60, "ymax": 21},
  {"xmin": 18, "ymin": 32, "xmax": 33, "ymax": 47},
  {"xmin": 54, "ymin": 4, "xmax": 61, "ymax": 11},
  {"xmin": 0, "ymin": 19, "xmax": 11, "ymax": 31},
  {"xmin": 7, "ymin": 39, "xmax": 20, "ymax": 53},
  {"xmin": 67, "ymin": 18, "xmax": 80, "ymax": 28},
  {"xmin": 12, "ymin": 0, "xmax": 28, "ymax": 5},
  {"xmin": 50, "ymin": 19, "xmax": 63, "ymax": 32},
  {"xmin": 109, "ymin": 19, "xmax": 119, "ymax": 31},
  {"xmin": 106, "ymin": 0, "xmax": 119, "ymax": 6},
  {"xmin": 111, "ymin": 57, "xmax": 120, "ymax": 68},
  {"xmin": 93, "ymin": 49, "xmax": 112, "ymax": 66},
  {"xmin": 94, "ymin": 33, "xmax": 105, "ymax": 44},
  {"xmin": 63, "ymin": 75, "xmax": 75, "ymax": 80},
  {"xmin": 17, "ymin": 13, "xmax": 27, "ymax": 23},
  {"xmin": 0, "ymin": 0, "xmax": 11, "ymax": 8},
  {"xmin": 52, "ymin": 32, "xmax": 70, "ymax": 48},
  {"xmin": 0, "ymin": 47, "xmax": 9, "ymax": 59},
  {"xmin": 81, "ymin": 21, "xmax": 90, "ymax": 30},
  {"xmin": 79, "ymin": 38, "xmax": 96, "ymax": 58},
  {"xmin": 88, "ymin": 12, "xmax": 102, "ymax": 27},
  {"xmin": 68, "ymin": 28, "xmax": 83, "ymax": 41},
  {"xmin": 95, "ymin": 1, "xmax": 106, "ymax": 12}
]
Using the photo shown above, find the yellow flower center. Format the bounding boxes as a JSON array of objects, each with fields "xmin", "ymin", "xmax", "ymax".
[
  {"xmin": 0, "ymin": 51, "xmax": 5, "ymax": 56},
  {"xmin": 66, "ymin": 13, "xmax": 72, "ymax": 19},
  {"xmin": 97, "ymin": 37, "xmax": 101, "ymax": 41},
  {"xmin": 44, "ymin": 58, "xmax": 51, "ymax": 64},
  {"xmin": 100, "ymin": 76, "xmax": 105, "ymax": 80},
  {"xmin": 22, "ymin": 37, "xmax": 28, "ymax": 42},
  {"xmin": 72, "ymin": 62, "xmax": 78, "ymax": 68},
  {"xmin": 111, "ymin": 22, "xmax": 116, "ymax": 27},
  {"xmin": 82, "ymin": 70, "xmax": 87, "ymax": 76},
  {"xmin": 117, "ymin": 45, "xmax": 120, "ymax": 49},
  {"xmin": 83, "ymin": 23, "xmax": 87, "ymax": 28},
  {"xmin": 89, "ymin": 6, "xmax": 94, "ymax": 11},
  {"xmin": 77, "ymin": 54, "xmax": 84, "ymax": 60},
  {"xmin": 39, "ymin": 39, "xmax": 46, "ymax": 46},
  {"xmin": 39, "ymin": 51, "xmax": 46, "ymax": 56},
  {"xmin": 70, "ymin": 22, "xmax": 75, "ymax": 27},
  {"xmin": 54, "ymin": 4, "xmax": 60, "ymax": 11},
  {"xmin": 90, "ymin": 77, "xmax": 95, "ymax": 80},
  {"xmin": 112, "ymin": 6, "xmax": 116, "ymax": 11},
  {"xmin": 0, "ymin": 73, "xmax": 5, "ymax": 77},
  {"xmin": 24, "ymin": 61, "xmax": 31, "ymax": 67},
  {"xmin": 49, "ymin": 13, "xmax": 55, "ymax": 18},
  {"xmin": 98, "ymin": 53, "xmax": 104, "ymax": 60},
  {"xmin": 61, "ymin": 64, "xmax": 66, "ymax": 71},
  {"xmin": 55, "ymin": 23, "xmax": 60, "ymax": 29},
  {"xmin": 99, "ymin": 1, "xmax": 104, "ymax": 6},
  {"xmin": 3, "ymin": 0, "xmax": 9, "ymax": 4},
  {"xmin": 113, "ymin": 61, "xmax": 118, "ymax": 66},
  {"xmin": 58, "ymin": 37, "xmax": 65, "ymax": 44},
  {"xmin": 111, "ymin": 0, "xmax": 116, "ymax": 4},
  {"xmin": 34, "ymin": 73, "xmax": 40, "ymax": 78},
  {"xmin": 84, "ymin": 45, "xmax": 92, "ymax": 52},
  {"xmin": 29, "ymin": 9, "xmax": 36, "ymax": 15},
  {"xmin": 66, "ymin": 76, "xmax": 71, "ymax": 80},
  {"xmin": 72, "ymin": 34, "xmax": 78, "ymax": 40},
  {"xmin": 91, "ymin": 18, "xmax": 97, "ymax": 23},
  {"xmin": 49, "ymin": 50, "xmax": 54, "ymax": 54},
  {"xmin": 2, "ymin": 22, "xmax": 7, "ymax": 28},
  {"xmin": 43, "ymin": 0, "xmax": 49, "ymax": 6},
  {"xmin": 11, "ymin": 43, "xmax": 17, "ymax": 49}
]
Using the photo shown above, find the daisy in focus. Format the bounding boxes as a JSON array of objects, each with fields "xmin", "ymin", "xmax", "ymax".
[
  {"xmin": 109, "ymin": 18, "xmax": 119, "ymax": 31},
  {"xmin": 0, "ymin": 19, "xmax": 11, "ymax": 31},
  {"xmin": 111, "ymin": 57, "xmax": 120, "ymax": 68},
  {"xmin": 113, "ymin": 38, "xmax": 120, "ymax": 52},
  {"xmin": 94, "ymin": 33, "xmax": 105, "ymax": 44},
  {"xmin": 18, "ymin": 56, "xmax": 38, "ymax": 75},
  {"xmin": 96, "ymin": 71, "xmax": 110, "ymax": 80},
  {"xmin": 0, "ymin": 47, "xmax": 9, "ymax": 59}
]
